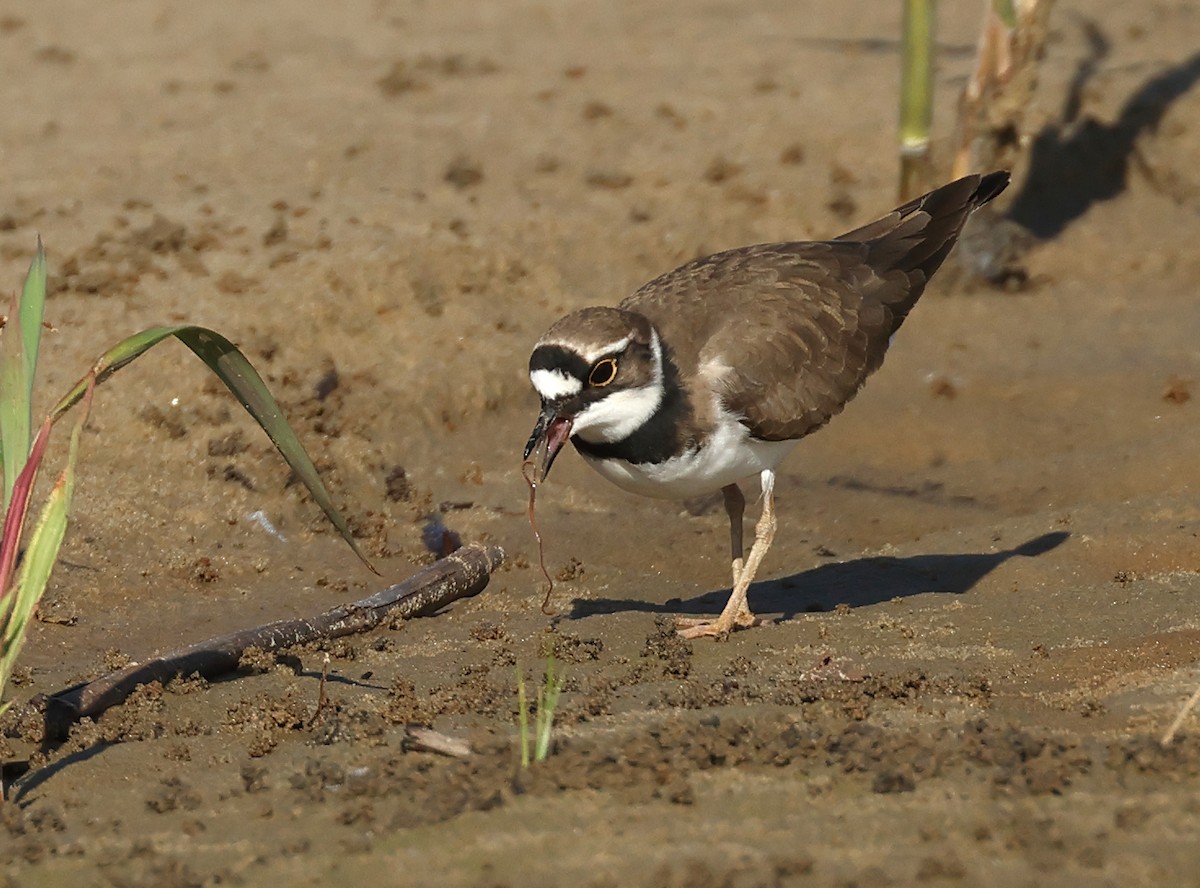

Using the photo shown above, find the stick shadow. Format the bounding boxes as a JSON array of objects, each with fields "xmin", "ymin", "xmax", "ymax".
[
  {"xmin": 569, "ymin": 531, "xmax": 1069, "ymax": 622},
  {"xmin": 1007, "ymin": 21, "xmax": 1200, "ymax": 238},
  {"xmin": 7, "ymin": 744, "xmax": 109, "ymax": 805},
  {"xmin": 13, "ymin": 666, "xmax": 381, "ymax": 806}
]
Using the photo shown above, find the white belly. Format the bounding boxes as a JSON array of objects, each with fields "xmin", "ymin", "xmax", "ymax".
[{"xmin": 578, "ymin": 418, "xmax": 796, "ymax": 499}]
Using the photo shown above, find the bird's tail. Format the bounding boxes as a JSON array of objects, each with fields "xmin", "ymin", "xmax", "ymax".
[{"xmin": 836, "ymin": 171, "xmax": 1010, "ymax": 314}]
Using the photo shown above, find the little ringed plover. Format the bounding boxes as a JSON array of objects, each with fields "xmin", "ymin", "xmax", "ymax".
[{"xmin": 524, "ymin": 171, "xmax": 1010, "ymax": 639}]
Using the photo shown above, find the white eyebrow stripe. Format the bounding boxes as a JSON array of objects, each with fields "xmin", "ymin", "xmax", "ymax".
[
  {"xmin": 530, "ymin": 368, "xmax": 582, "ymax": 400},
  {"xmin": 536, "ymin": 333, "xmax": 636, "ymax": 366},
  {"xmin": 580, "ymin": 334, "xmax": 633, "ymax": 365}
]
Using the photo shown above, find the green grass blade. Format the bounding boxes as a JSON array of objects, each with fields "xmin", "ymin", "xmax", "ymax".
[
  {"xmin": 517, "ymin": 665, "xmax": 530, "ymax": 768},
  {"xmin": 0, "ymin": 418, "xmax": 52, "ymax": 605},
  {"xmin": 535, "ymin": 655, "xmax": 563, "ymax": 762},
  {"xmin": 0, "ymin": 383, "xmax": 88, "ymax": 701},
  {"xmin": 1, "ymin": 453, "xmax": 74, "ymax": 698},
  {"xmin": 19, "ymin": 239, "xmax": 47, "ymax": 415},
  {"xmin": 0, "ymin": 293, "xmax": 29, "ymax": 511},
  {"xmin": 0, "ymin": 242, "xmax": 48, "ymax": 510},
  {"xmin": 50, "ymin": 325, "xmax": 374, "ymax": 571}
]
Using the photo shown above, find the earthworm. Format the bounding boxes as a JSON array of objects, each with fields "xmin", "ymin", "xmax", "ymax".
[{"xmin": 521, "ymin": 459, "xmax": 556, "ymax": 615}]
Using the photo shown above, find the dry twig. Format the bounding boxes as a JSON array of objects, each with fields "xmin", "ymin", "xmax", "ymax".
[
  {"xmin": 403, "ymin": 725, "xmax": 472, "ymax": 758},
  {"xmin": 952, "ymin": 0, "xmax": 1057, "ymax": 180},
  {"xmin": 1161, "ymin": 684, "xmax": 1200, "ymax": 747}
]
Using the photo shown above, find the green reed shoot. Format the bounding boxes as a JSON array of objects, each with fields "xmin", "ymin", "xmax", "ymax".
[
  {"xmin": 899, "ymin": 0, "xmax": 936, "ymax": 199},
  {"xmin": 517, "ymin": 654, "xmax": 565, "ymax": 767}
]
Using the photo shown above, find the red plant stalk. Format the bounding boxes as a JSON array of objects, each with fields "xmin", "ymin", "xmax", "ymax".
[{"xmin": 0, "ymin": 417, "xmax": 53, "ymax": 604}]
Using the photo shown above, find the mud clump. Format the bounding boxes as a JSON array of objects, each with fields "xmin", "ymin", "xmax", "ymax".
[
  {"xmin": 145, "ymin": 776, "xmax": 202, "ymax": 813},
  {"xmin": 380, "ymin": 678, "xmax": 433, "ymax": 726},
  {"xmin": 444, "ymin": 157, "xmax": 483, "ymax": 189},
  {"xmin": 48, "ymin": 208, "xmax": 235, "ymax": 296},
  {"xmin": 240, "ymin": 712, "xmax": 1122, "ymax": 837},
  {"xmin": 643, "ymin": 616, "xmax": 692, "ymax": 678},
  {"xmin": 549, "ymin": 631, "xmax": 603, "ymax": 664}
]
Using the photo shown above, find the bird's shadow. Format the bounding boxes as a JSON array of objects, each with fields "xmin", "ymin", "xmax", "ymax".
[
  {"xmin": 1006, "ymin": 20, "xmax": 1200, "ymax": 238},
  {"xmin": 569, "ymin": 531, "xmax": 1069, "ymax": 622}
]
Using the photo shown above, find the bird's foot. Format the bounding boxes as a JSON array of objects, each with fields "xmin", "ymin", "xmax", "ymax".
[{"xmin": 675, "ymin": 611, "xmax": 760, "ymax": 640}]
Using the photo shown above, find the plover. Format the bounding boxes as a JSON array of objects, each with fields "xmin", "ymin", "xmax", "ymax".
[{"xmin": 524, "ymin": 171, "xmax": 1009, "ymax": 638}]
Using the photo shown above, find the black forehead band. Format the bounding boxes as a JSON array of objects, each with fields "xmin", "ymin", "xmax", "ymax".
[{"xmin": 529, "ymin": 344, "xmax": 591, "ymax": 381}]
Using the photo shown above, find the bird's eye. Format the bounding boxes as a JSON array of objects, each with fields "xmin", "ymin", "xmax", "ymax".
[{"xmin": 588, "ymin": 358, "xmax": 618, "ymax": 387}]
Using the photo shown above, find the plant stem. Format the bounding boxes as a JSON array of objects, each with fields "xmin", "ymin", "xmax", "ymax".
[
  {"xmin": 951, "ymin": 0, "xmax": 1055, "ymax": 180},
  {"xmin": 899, "ymin": 0, "xmax": 937, "ymax": 200},
  {"xmin": 517, "ymin": 666, "xmax": 530, "ymax": 768},
  {"xmin": 535, "ymin": 654, "xmax": 563, "ymax": 762}
]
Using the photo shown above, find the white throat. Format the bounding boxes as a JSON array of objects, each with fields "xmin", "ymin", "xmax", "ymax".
[{"xmin": 573, "ymin": 330, "xmax": 664, "ymax": 445}]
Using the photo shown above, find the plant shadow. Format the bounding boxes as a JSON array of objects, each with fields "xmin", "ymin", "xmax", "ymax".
[
  {"xmin": 569, "ymin": 531, "xmax": 1069, "ymax": 623},
  {"xmin": 1007, "ymin": 20, "xmax": 1200, "ymax": 238}
]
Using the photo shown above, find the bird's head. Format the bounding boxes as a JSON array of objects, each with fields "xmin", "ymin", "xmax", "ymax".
[{"xmin": 523, "ymin": 307, "xmax": 664, "ymax": 482}]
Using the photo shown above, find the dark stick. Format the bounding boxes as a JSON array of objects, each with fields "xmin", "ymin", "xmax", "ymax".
[{"xmin": 40, "ymin": 543, "xmax": 505, "ymax": 739}]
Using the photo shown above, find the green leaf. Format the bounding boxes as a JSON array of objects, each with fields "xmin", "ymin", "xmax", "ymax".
[
  {"xmin": 0, "ymin": 241, "xmax": 48, "ymax": 511},
  {"xmin": 0, "ymin": 294, "xmax": 29, "ymax": 512},
  {"xmin": 517, "ymin": 665, "xmax": 530, "ymax": 768},
  {"xmin": 51, "ymin": 325, "xmax": 375, "ymax": 572},
  {"xmin": 0, "ymin": 390, "xmax": 85, "ymax": 699},
  {"xmin": 19, "ymin": 239, "xmax": 47, "ymax": 414},
  {"xmin": 535, "ymin": 654, "xmax": 563, "ymax": 762},
  {"xmin": 0, "ymin": 417, "xmax": 51, "ymax": 606},
  {"xmin": 5, "ymin": 444, "xmax": 73, "ymax": 653}
]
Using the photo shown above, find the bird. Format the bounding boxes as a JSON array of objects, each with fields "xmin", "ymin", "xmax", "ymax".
[{"xmin": 523, "ymin": 171, "xmax": 1010, "ymax": 639}]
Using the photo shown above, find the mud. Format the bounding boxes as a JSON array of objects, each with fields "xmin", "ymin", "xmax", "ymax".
[{"xmin": 4, "ymin": 0, "xmax": 1200, "ymax": 885}]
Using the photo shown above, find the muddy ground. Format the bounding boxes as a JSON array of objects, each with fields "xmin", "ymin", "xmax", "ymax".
[{"xmin": 3, "ymin": 0, "xmax": 1200, "ymax": 885}]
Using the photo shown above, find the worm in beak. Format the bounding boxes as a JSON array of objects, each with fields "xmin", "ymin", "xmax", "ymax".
[{"xmin": 523, "ymin": 407, "xmax": 573, "ymax": 484}]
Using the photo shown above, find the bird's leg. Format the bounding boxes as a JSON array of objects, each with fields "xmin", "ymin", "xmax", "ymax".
[
  {"xmin": 723, "ymin": 483, "xmax": 746, "ymax": 589},
  {"xmin": 678, "ymin": 471, "xmax": 776, "ymax": 639},
  {"xmin": 678, "ymin": 484, "xmax": 747, "ymax": 632},
  {"xmin": 731, "ymin": 472, "xmax": 776, "ymax": 623}
]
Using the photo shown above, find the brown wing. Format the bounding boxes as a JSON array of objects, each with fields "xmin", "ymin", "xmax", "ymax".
[
  {"xmin": 621, "ymin": 172, "xmax": 1008, "ymax": 442},
  {"xmin": 624, "ymin": 241, "xmax": 897, "ymax": 441}
]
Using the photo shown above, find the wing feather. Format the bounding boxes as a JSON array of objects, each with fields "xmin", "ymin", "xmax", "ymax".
[{"xmin": 620, "ymin": 172, "xmax": 1008, "ymax": 442}]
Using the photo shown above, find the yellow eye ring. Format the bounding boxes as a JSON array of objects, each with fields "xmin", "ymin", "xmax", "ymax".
[{"xmin": 588, "ymin": 358, "xmax": 618, "ymax": 387}]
